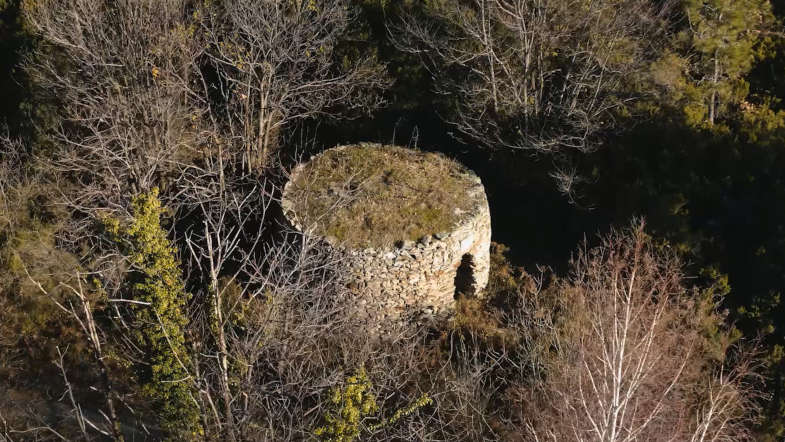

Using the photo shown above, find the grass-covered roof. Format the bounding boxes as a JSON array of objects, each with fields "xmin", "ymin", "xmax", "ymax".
[{"xmin": 284, "ymin": 144, "xmax": 479, "ymax": 249}]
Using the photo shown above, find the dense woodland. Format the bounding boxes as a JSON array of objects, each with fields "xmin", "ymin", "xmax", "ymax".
[{"xmin": 1, "ymin": 0, "xmax": 785, "ymax": 440}]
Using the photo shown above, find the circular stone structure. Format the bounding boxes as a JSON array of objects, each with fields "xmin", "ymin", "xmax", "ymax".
[{"xmin": 281, "ymin": 143, "xmax": 491, "ymax": 321}]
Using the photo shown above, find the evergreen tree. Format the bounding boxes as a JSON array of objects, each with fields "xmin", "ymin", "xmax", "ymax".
[
  {"xmin": 678, "ymin": 0, "xmax": 775, "ymax": 127},
  {"xmin": 105, "ymin": 189, "xmax": 201, "ymax": 439}
]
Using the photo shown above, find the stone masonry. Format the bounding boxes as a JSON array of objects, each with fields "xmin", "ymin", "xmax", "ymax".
[{"xmin": 281, "ymin": 144, "xmax": 492, "ymax": 323}]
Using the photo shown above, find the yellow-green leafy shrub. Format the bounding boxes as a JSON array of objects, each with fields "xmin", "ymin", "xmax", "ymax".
[
  {"xmin": 105, "ymin": 189, "xmax": 201, "ymax": 438},
  {"xmin": 314, "ymin": 367, "xmax": 432, "ymax": 441}
]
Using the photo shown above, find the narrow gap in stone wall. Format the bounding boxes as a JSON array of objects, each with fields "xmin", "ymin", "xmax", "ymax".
[{"xmin": 454, "ymin": 254, "xmax": 476, "ymax": 298}]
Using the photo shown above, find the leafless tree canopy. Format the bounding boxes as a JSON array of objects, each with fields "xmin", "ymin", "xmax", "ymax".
[
  {"xmin": 395, "ymin": 0, "xmax": 671, "ymax": 154},
  {"xmin": 23, "ymin": 0, "xmax": 204, "ymax": 214},
  {"xmin": 23, "ymin": 0, "xmax": 390, "ymax": 216},
  {"xmin": 517, "ymin": 222, "xmax": 764, "ymax": 441},
  {"xmin": 198, "ymin": 0, "xmax": 391, "ymax": 171}
]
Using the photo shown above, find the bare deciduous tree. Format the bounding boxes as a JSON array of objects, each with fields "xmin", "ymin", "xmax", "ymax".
[
  {"xmin": 394, "ymin": 0, "xmax": 671, "ymax": 155},
  {"xmin": 187, "ymin": 225, "xmax": 365, "ymax": 439},
  {"xmin": 518, "ymin": 221, "xmax": 764, "ymax": 441},
  {"xmin": 23, "ymin": 0, "xmax": 391, "ymax": 220},
  {"xmin": 23, "ymin": 0, "xmax": 204, "ymax": 218},
  {"xmin": 25, "ymin": 271, "xmax": 126, "ymax": 442},
  {"xmin": 178, "ymin": 165, "xmax": 270, "ymax": 440},
  {"xmin": 689, "ymin": 351, "xmax": 765, "ymax": 442},
  {"xmin": 198, "ymin": 0, "xmax": 391, "ymax": 171}
]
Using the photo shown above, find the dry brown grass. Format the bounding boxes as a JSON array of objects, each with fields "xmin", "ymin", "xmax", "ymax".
[{"xmin": 285, "ymin": 144, "xmax": 477, "ymax": 248}]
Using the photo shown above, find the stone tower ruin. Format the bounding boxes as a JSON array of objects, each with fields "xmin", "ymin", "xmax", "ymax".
[{"xmin": 281, "ymin": 143, "xmax": 491, "ymax": 323}]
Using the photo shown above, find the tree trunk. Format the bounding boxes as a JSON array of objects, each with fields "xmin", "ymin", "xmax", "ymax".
[{"xmin": 709, "ymin": 49, "xmax": 719, "ymax": 126}]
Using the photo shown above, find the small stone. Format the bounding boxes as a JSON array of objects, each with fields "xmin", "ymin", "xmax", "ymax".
[
  {"xmin": 434, "ymin": 232, "xmax": 448, "ymax": 240},
  {"xmin": 396, "ymin": 239, "xmax": 415, "ymax": 249}
]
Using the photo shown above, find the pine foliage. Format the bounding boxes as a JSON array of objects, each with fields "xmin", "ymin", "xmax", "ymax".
[{"xmin": 105, "ymin": 189, "xmax": 201, "ymax": 438}]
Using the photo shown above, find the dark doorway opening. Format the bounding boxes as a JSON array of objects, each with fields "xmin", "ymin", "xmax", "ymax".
[{"xmin": 454, "ymin": 254, "xmax": 476, "ymax": 298}]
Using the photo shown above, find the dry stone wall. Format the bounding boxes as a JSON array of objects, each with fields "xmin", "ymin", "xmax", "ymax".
[{"xmin": 282, "ymin": 146, "xmax": 491, "ymax": 324}]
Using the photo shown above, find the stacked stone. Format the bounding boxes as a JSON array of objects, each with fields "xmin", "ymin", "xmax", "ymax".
[{"xmin": 281, "ymin": 145, "xmax": 491, "ymax": 325}]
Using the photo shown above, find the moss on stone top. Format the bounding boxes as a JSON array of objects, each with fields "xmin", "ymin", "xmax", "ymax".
[{"xmin": 284, "ymin": 144, "xmax": 480, "ymax": 249}]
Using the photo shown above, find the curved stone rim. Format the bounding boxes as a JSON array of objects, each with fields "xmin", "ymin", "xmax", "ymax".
[{"xmin": 281, "ymin": 143, "xmax": 488, "ymax": 252}]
